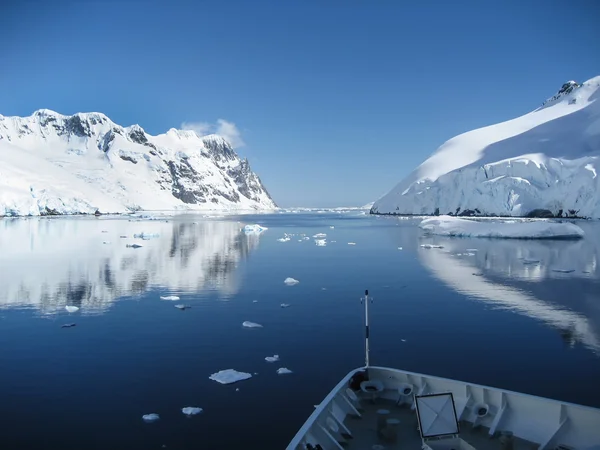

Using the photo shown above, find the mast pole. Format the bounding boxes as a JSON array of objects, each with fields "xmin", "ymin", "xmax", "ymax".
[{"xmin": 364, "ymin": 289, "xmax": 370, "ymax": 368}]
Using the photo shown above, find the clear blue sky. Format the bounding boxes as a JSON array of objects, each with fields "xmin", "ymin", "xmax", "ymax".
[{"xmin": 2, "ymin": 1, "xmax": 599, "ymax": 207}]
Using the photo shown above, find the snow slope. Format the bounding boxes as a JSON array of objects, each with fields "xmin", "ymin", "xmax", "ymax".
[
  {"xmin": 0, "ymin": 110, "xmax": 276, "ymax": 216},
  {"xmin": 372, "ymin": 77, "xmax": 600, "ymax": 218}
]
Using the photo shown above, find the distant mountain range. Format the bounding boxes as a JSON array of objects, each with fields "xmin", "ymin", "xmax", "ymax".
[
  {"xmin": 0, "ymin": 109, "xmax": 276, "ymax": 216},
  {"xmin": 372, "ymin": 76, "xmax": 600, "ymax": 218}
]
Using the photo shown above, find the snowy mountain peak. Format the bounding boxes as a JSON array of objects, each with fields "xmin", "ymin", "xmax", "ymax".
[
  {"xmin": 0, "ymin": 110, "xmax": 276, "ymax": 216},
  {"xmin": 372, "ymin": 75, "xmax": 600, "ymax": 219}
]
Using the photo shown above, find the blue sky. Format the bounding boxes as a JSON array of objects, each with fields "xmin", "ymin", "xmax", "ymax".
[{"xmin": 2, "ymin": 1, "xmax": 599, "ymax": 207}]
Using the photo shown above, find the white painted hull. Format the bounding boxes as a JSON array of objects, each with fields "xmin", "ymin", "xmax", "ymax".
[{"xmin": 287, "ymin": 366, "xmax": 600, "ymax": 450}]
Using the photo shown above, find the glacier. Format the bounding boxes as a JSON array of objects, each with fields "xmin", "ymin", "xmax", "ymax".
[
  {"xmin": 0, "ymin": 109, "xmax": 276, "ymax": 216},
  {"xmin": 372, "ymin": 76, "xmax": 600, "ymax": 218}
]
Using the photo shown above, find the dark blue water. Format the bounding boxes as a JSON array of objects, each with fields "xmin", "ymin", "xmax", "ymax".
[{"xmin": 1, "ymin": 212, "xmax": 599, "ymax": 449}]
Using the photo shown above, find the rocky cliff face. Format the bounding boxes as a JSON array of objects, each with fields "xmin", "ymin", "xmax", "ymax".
[{"xmin": 0, "ymin": 110, "xmax": 276, "ymax": 216}]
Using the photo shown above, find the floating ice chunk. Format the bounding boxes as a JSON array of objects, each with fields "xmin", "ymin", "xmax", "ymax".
[
  {"xmin": 252, "ymin": 300, "xmax": 258, "ymax": 303},
  {"xmin": 174, "ymin": 304, "xmax": 191, "ymax": 310},
  {"xmin": 209, "ymin": 369, "xmax": 252, "ymax": 384},
  {"xmin": 313, "ymin": 233, "xmax": 327, "ymax": 238},
  {"xmin": 126, "ymin": 244, "xmax": 143, "ymax": 249},
  {"xmin": 330, "ymin": 226, "xmax": 335, "ymax": 229},
  {"xmin": 265, "ymin": 355, "xmax": 280, "ymax": 362},
  {"xmin": 420, "ymin": 244, "xmax": 444, "ymax": 249},
  {"xmin": 65, "ymin": 305, "xmax": 79, "ymax": 313},
  {"xmin": 243, "ymin": 224, "xmax": 268, "ymax": 235},
  {"xmin": 284, "ymin": 277, "xmax": 299, "ymax": 286},
  {"xmin": 276, "ymin": 368, "xmax": 293, "ymax": 375},
  {"xmin": 465, "ymin": 252, "xmax": 476, "ymax": 256},
  {"xmin": 303, "ymin": 237, "xmax": 310, "ymax": 240},
  {"xmin": 398, "ymin": 247, "xmax": 403, "ymax": 250},
  {"xmin": 466, "ymin": 248, "xmax": 478, "ymax": 252},
  {"xmin": 181, "ymin": 407, "xmax": 203, "ymax": 416},
  {"xmin": 277, "ymin": 237, "xmax": 291, "ymax": 242},
  {"xmin": 419, "ymin": 216, "xmax": 585, "ymax": 240},
  {"xmin": 401, "ymin": 339, "xmax": 407, "ymax": 342},
  {"xmin": 280, "ymin": 303, "xmax": 291, "ymax": 308},
  {"xmin": 142, "ymin": 413, "xmax": 160, "ymax": 423},
  {"xmin": 242, "ymin": 321, "xmax": 263, "ymax": 328},
  {"xmin": 160, "ymin": 295, "xmax": 180, "ymax": 301},
  {"xmin": 315, "ymin": 239, "xmax": 326, "ymax": 246},
  {"xmin": 552, "ymin": 269, "xmax": 575, "ymax": 273},
  {"xmin": 61, "ymin": 323, "xmax": 76, "ymax": 328},
  {"xmin": 348, "ymin": 242, "xmax": 356, "ymax": 245}
]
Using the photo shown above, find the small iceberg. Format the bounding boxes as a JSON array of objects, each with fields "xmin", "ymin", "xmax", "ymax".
[
  {"xmin": 61, "ymin": 323, "xmax": 76, "ymax": 328},
  {"xmin": 280, "ymin": 303, "xmax": 291, "ymax": 308},
  {"xmin": 315, "ymin": 239, "xmax": 326, "ymax": 246},
  {"xmin": 142, "ymin": 413, "xmax": 160, "ymax": 423},
  {"xmin": 329, "ymin": 226, "xmax": 335, "ymax": 229},
  {"xmin": 348, "ymin": 242, "xmax": 356, "ymax": 245},
  {"xmin": 277, "ymin": 237, "xmax": 291, "ymax": 242},
  {"xmin": 209, "ymin": 369, "xmax": 252, "ymax": 385},
  {"xmin": 284, "ymin": 277, "xmax": 299, "ymax": 286},
  {"xmin": 181, "ymin": 407, "xmax": 203, "ymax": 416},
  {"xmin": 160, "ymin": 295, "xmax": 180, "ymax": 301},
  {"xmin": 243, "ymin": 224, "xmax": 268, "ymax": 234},
  {"xmin": 265, "ymin": 355, "xmax": 280, "ymax": 362},
  {"xmin": 276, "ymin": 368, "xmax": 293, "ymax": 375},
  {"xmin": 419, "ymin": 216, "xmax": 585, "ymax": 240},
  {"xmin": 65, "ymin": 305, "xmax": 80, "ymax": 313},
  {"xmin": 174, "ymin": 304, "xmax": 191, "ymax": 310},
  {"xmin": 313, "ymin": 233, "xmax": 327, "ymax": 238},
  {"xmin": 242, "ymin": 321, "xmax": 263, "ymax": 328}
]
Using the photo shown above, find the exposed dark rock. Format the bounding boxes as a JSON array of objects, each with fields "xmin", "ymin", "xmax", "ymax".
[
  {"xmin": 167, "ymin": 160, "xmax": 209, "ymax": 204},
  {"xmin": 458, "ymin": 209, "xmax": 477, "ymax": 217},
  {"xmin": 65, "ymin": 115, "xmax": 91, "ymax": 137},
  {"xmin": 526, "ymin": 209, "xmax": 555, "ymax": 218},
  {"xmin": 119, "ymin": 154, "xmax": 138, "ymax": 164}
]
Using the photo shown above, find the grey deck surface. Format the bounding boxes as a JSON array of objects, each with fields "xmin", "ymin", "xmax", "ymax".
[{"xmin": 341, "ymin": 399, "xmax": 538, "ymax": 450}]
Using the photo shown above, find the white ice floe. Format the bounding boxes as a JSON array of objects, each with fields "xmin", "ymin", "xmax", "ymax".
[
  {"xmin": 265, "ymin": 355, "xmax": 280, "ymax": 362},
  {"xmin": 315, "ymin": 239, "xmax": 326, "ymax": 246},
  {"xmin": 420, "ymin": 244, "xmax": 444, "ymax": 249},
  {"xmin": 65, "ymin": 305, "xmax": 80, "ymax": 313},
  {"xmin": 277, "ymin": 237, "xmax": 291, "ymax": 242},
  {"xmin": 142, "ymin": 413, "xmax": 160, "ymax": 423},
  {"xmin": 398, "ymin": 247, "xmax": 403, "ymax": 250},
  {"xmin": 209, "ymin": 369, "xmax": 253, "ymax": 384},
  {"xmin": 181, "ymin": 407, "xmax": 203, "ymax": 416},
  {"xmin": 252, "ymin": 300, "xmax": 258, "ymax": 303},
  {"xmin": 243, "ymin": 224, "xmax": 268, "ymax": 234},
  {"xmin": 280, "ymin": 303, "xmax": 291, "ymax": 308},
  {"xmin": 348, "ymin": 242, "xmax": 356, "ymax": 245},
  {"xmin": 174, "ymin": 304, "xmax": 191, "ymax": 310},
  {"xmin": 284, "ymin": 277, "xmax": 299, "ymax": 286},
  {"xmin": 313, "ymin": 233, "xmax": 327, "ymax": 238},
  {"xmin": 160, "ymin": 295, "xmax": 180, "ymax": 301},
  {"xmin": 242, "ymin": 321, "xmax": 263, "ymax": 328},
  {"xmin": 277, "ymin": 368, "xmax": 293, "ymax": 375},
  {"xmin": 303, "ymin": 236, "xmax": 310, "ymax": 241},
  {"xmin": 330, "ymin": 226, "xmax": 335, "ymax": 229},
  {"xmin": 466, "ymin": 248, "xmax": 479, "ymax": 251},
  {"xmin": 419, "ymin": 216, "xmax": 585, "ymax": 239}
]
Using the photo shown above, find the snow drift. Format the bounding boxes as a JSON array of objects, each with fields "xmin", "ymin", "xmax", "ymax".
[
  {"xmin": 419, "ymin": 216, "xmax": 584, "ymax": 239},
  {"xmin": 372, "ymin": 77, "xmax": 600, "ymax": 218},
  {"xmin": 0, "ymin": 110, "xmax": 276, "ymax": 216}
]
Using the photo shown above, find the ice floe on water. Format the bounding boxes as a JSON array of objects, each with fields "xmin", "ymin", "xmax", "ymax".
[
  {"xmin": 277, "ymin": 368, "xmax": 293, "ymax": 375},
  {"xmin": 160, "ymin": 295, "xmax": 180, "ymax": 301},
  {"xmin": 348, "ymin": 242, "xmax": 356, "ymax": 245},
  {"xmin": 284, "ymin": 277, "xmax": 299, "ymax": 285},
  {"xmin": 315, "ymin": 239, "xmax": 326, "ymax": 246},
  {"xmin": 265, "ymin": 355, "xmax": 280, "ymax": 362},
  {"xmin": 420, "ymin": 244, "xmax": 444, "ymax": 249},
  {"xmin": 209, "ymin": 369, "xmax": 252, "ymax": 384},
  {"xmin": 280, "ymin": 303, "xmax": 291, "ymax": 308},
  {"xmin": 243, "ymin": 224, "xmax": 267, "ymax": 235},
  {"xmin": 142, "ymin": 413, "xmax": 160, "ymax": 423},
  {"xmin": 242, "ymin": 321, "xmax": 263, "ymax": 328},
  {"xmin": 330, "ymin": 226, "xmax": 335, "ymax": 229},
  {"xmin": 65, "ymin": 305, "xmax": 79, "ymax": 313},
  {"xmin": 277, "ymin": 237, "xmax": 291, "ymax": 242},
  {"xmin": 61, "ymin": 323, "xmax": 76, "ymax": 328},
  {"xmin": 182, "ymin": 407, "xmax": 203, "ymax": 416},
  {"xmin": 419, "ymin": 216, "xmax": 585, "ymax": 239},
  {"xmin": 174, "ymin": 304, "xmax": 191, "ymax": 310},
  {"xmin": 313, "ymin": 233, "xmax": 327, "ymax": 238}
]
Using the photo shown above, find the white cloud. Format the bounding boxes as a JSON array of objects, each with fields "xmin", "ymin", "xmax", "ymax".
[{"xmin": 181, "ymin": 119, "xmax": 245, "ymax": 149}]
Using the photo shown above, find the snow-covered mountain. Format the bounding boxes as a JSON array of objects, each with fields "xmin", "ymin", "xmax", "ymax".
[
  {"xmin": 0, "ymin": 110, "xmax": 276, "ymax": 216},
  {"xmin": 372, "ymin": 76, "xmax": 600, "ymax": 218}
]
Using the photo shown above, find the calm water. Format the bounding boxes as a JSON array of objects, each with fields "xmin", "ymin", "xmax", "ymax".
[{"xmin": 1, "ymin": 212, "xmax": 600, "ymax": 449}]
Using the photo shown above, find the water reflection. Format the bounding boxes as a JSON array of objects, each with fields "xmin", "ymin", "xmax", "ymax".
[
  {"xmin": 417, "ymin": 221, "xmax": 600, "ymax": 355},
  {"xmin": 0, "ymin": 217, "xmax": 261, "ymax": 314}
]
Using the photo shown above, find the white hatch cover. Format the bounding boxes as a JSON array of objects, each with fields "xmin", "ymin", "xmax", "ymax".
[{"xmin": 415, "ymin": 393, "xmax": 460, "ymax": 438}]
